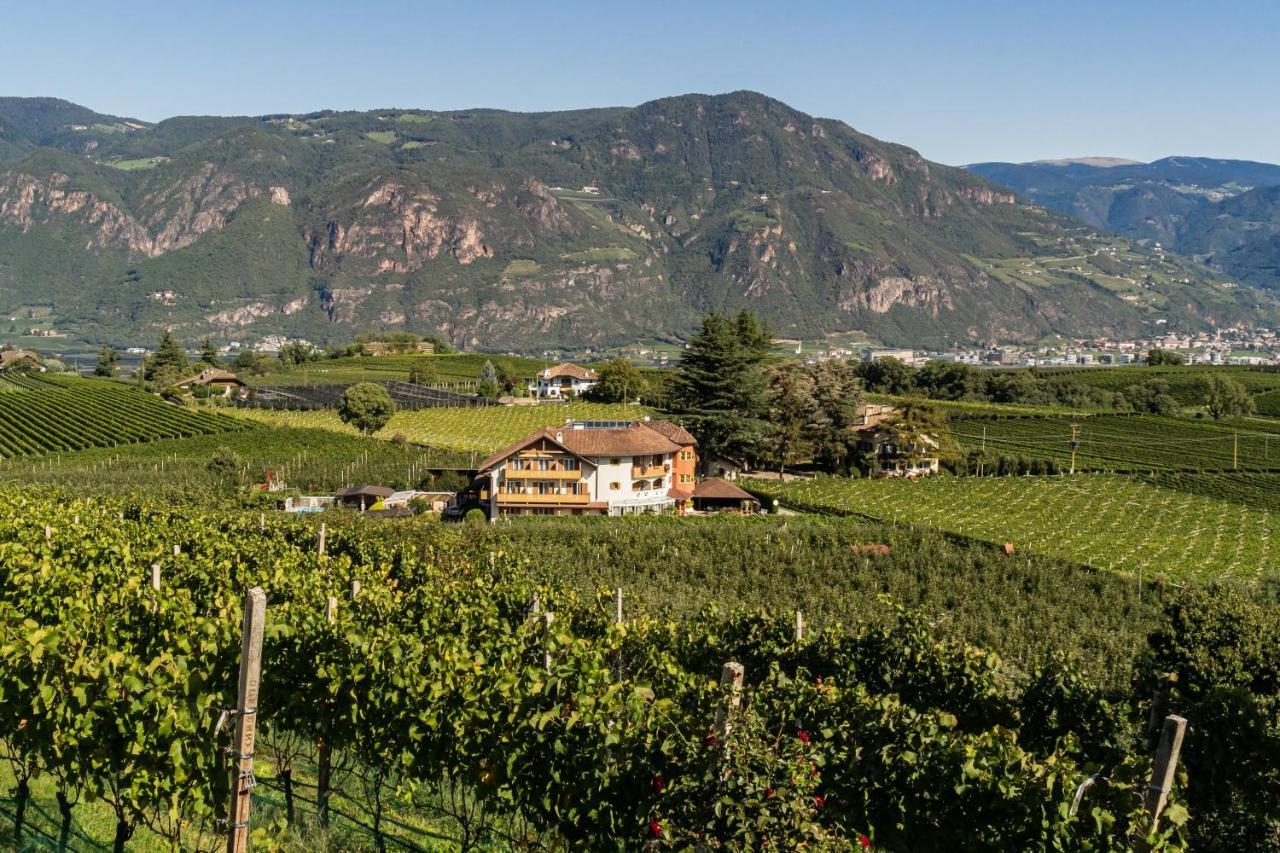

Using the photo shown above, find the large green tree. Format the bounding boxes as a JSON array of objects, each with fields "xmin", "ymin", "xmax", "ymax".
[
  {"xmin": 198, "ymin": 338, "xmax": 221, "ymax": 368},
  {"xmin": 408, "ymin": 360, "xmax": 438, "ymax": 386},
  {"xmin": 588, "ymin": 358, "xmax": 646, "ymax": 403},
  {"xmin": 765, "ymin": 360, "xmax": 816, "ymax": 472},
  {"xmin": 338, "ymin": 383, "xmax": 396, "ymax": 435},
  {"xmin": 94, "ymin": 346, "xmax": 119, "ymax": 378},
  {"xmin": 806, "ymin": 359, "xmax": 865, "ymax": 472},
  {"xmin": 144, "ymin": 331, "xmax": 188, "ymax": 383},
  {"xmin": 668, "ymin": 311, "xmax": 771, "ymax": 465},
  {"xmin": 1201, "ymin": 374, "xmax": 1254, "ymax": 420}
]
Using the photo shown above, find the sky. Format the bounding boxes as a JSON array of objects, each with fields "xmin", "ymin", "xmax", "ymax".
[{"xmin": 3, "ymin": 0, "xmax": 1278, "ymax": 166}]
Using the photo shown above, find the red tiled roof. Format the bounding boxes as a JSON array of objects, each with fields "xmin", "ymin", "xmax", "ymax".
[
  {"xmin": 540, "ymin": 363, "xmax": 597, "ymax": 381},
  {"xmin": 641, "ymin": 419, "xmax": 697, "ymax": 446},
  {"xmin": 667, "ymin": 487, "xmax": 694, "ymax": 502},
  {"xmin": 559, "ymin": 424, "xmax": 680, "ymax": 457},
  {"xmin": 692, "ymin": 478, "xmax": 756, "ymax": 501}
]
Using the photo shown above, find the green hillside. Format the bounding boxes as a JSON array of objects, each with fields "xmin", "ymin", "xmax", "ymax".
[{"xmin": 0, "ymin": 93, "xmax": 1270, "ymax": 349}]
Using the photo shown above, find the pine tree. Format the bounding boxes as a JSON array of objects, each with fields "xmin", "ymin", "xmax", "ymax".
[
  {"xmin": 199, "ymin": 338, "xmax": 221, "ymax": 368},
  {"xmin": 94, "ymin": 346, "xmax": 120, "ymax": 377},
  {"xmin": 668, "ymin": 312, "xmax": 771, "ymax": 465},
  {"xmin": 477, "ymin": 360, "xmax": 500, "ymax": 398},
  {"xmin": 145, "ymin": 331, "xmax": 188, "ymax": 382}
]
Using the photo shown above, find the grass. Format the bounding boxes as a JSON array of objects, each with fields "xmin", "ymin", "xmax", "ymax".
[
  {"xmin": 107, "ymin": 156, "xmax": 170, "ymax": 171},
  {"xmin": 224, "ymin": 402, "xmax": 652, "ymax": 453},
  {"xmin": 399, "ymin": 140, "xmax": 427, "ymax": 150},
  {"xmin": 750, "ymin": 473, "xmax": 1280, "ymax": 584},
  {"xmin": 364, "ymin": 131, "xmax": 396, "ymax": 144},
  {"xmin": 502, "ymin": 259, "xmax": 541, "ymax": 276},
  {"xmin": 561, "ymin": 247, "xmax": 638, "ymax": 263}
]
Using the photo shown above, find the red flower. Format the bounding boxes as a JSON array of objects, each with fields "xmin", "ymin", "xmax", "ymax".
[
  {"xmin": 813, "ymin": 795, "xmax": 825, "ymax": 809},
  {"xmin": 650, "ymin": 820, "xmax": 662, "ymax": 837},
  {"xmin": 652, "ymin": 774, "xmax": 666, "ymax": 793},
  {"xmin": 797, "ymin": 730, "xmax": 810, "ymax": 745},
  {"xmin": 764, "ymin": 786, "xmax": 774, "ymax": 798},
  {"xmin": 859, "ymin": 834, "xmax": 872, "ymax": 849},
  {"xmin": 704, "ymin": 734, "xmax": 719, "ymax": 747}
]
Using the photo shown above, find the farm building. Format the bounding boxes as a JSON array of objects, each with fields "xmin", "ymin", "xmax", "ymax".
[
  {"xmin": 336, "ymin": 484, "xmax": 395, "ymax": 510},
  {"xmin": 853, "ymin": 404, "xmax": 941, "ymax": 478},
  {"xmin": 465, "ymin": 417, "xmax": 697, "ymax": 518},
  {"xmin": 528, "ymin": 363, "xmax": 598, "ymax": 399},
  {"xmin": 691, "ymin": 478, "xmax": 760, "ymax": 514},
  {"xmin": 0, "ymin": 349, "xmax": 40, "ymax": 371},
  {"xmin": 176, "ymin": 368, "xmax": 246, "ymax": 396}
]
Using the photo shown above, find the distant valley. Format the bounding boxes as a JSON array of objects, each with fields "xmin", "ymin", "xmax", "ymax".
[
  {"xmin": 0, "ymin": 93, "xmax": 1273, "ymax": 350},
  {"xmin": 966, "ymin": 156, "xmax": 1280, "ymax": 292}
]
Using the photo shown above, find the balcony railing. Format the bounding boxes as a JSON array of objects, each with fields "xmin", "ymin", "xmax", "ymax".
[
  {"xmin": 496, "ymin": 492, "xmax": 590, "ymax": 505},
  {"xmin": 631, "ymin": 463, "xmax": 667, "ymax": 478},
  {"xmin": 505, "ymin": 468, "xmax": 583, "ymax": 480}
]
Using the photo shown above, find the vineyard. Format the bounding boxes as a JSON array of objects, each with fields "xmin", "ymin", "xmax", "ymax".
[
  {"xmin": 225, "ymin": 402, "xmax": 651, "ymax": 452},
  {"xmin": 750, "ymin": 474, "xmax": 1280, "ymax": 583},
  {"xmin": 1036, "ymin": 365, "xmax": 1280, "ymax": 405},
  {"xmin": 0, "ymin": 492, "xmax": 1200, "ymax": 850},
  {"xmin": 0, "ymin": 427, "xmax": 475, "ymax": 495},
  {"xmin": 247, "ymin": 353, "xmax": 548, "ymax": 388},
  {"xmin": 239, "ymin": 381, "xmax": 495, "ymax": 412},
  {"xmin": 950, "ymin": 413, "xmax": 1280, "ymax": 472},
  {"xmin": 0, "ymin": 374, "xmax": 244, "ymax": 459}
]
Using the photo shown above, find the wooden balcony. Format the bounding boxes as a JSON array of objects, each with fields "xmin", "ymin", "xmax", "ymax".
[
  {"xmin": 632, "ymin": 463, "xmax": 667, "ymax": 478},
  {"xmin": 505, "ymin": 468, "xmax": 583, "ymax": 480},
  {"xmin": 496, "ymin": 491, "xmax": 590, "ymax": 505}
]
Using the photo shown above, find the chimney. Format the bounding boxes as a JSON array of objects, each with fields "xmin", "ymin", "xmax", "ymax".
[{"xmin": 555, "ymin": 431, "xmax": 563, "ymax": 443}]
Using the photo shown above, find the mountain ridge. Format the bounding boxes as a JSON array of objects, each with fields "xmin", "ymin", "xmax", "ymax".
[{"xmin": 0, "ymin": 92, "xmax": 1269, "ymax": 349}]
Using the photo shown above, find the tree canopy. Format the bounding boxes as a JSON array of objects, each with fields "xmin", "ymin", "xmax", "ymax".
[
  {"xmin": 1201, "ymin": 374, "xmax": 1254, "ymax": 420},
  {"xmin": 338, "ymin": 383, "xmax": 396, "ymax": 434},
  {"xmin": 587, "ymin": 358, "xmax": 646, "ymax": 403},
  {"xmin": 668, "ymin": 311, "xmax": 772, "ymax": 465}
]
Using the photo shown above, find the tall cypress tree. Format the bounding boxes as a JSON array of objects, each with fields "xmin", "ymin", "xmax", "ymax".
[{"xmin": 668, "ymin": 311, "xmax": 771, "ymax": 465}]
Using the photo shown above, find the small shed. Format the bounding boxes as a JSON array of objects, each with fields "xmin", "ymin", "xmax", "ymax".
[
  {"xmin": 336, "ymin": 485, "xmax": 395, "ymax": 511},
  {"xmin": 176, "ymin": 368, "xmax": 246, "ymax": 396},
  {"xmin": 691, "ymin": 478, "xmax": 760, "ymax": 514}
]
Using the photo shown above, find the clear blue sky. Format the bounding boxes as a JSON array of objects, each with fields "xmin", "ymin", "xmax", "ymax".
[{"xmin": 4, "ymin": 0, "xmax": 1277, "ymax": 165}]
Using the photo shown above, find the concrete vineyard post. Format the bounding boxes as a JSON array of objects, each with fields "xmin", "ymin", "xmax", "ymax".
[
  {"xmin": 1135, "ymin": 714, "xmax": 1188, "ymax": 852},
  {"xmin": 225, "ymin": 587, "xmax": 266, "ymax": 853},
  {"xmin": 713, "ymin": 662, "xmax": 745, "ymax": 741},
  {"xmin": 615, "ymin": 587, "xmax": 624, "ymax": 625},
  {"xmin": 794, "ymin": 610, "xmax": 805, "ymax": 643},
  {"xmin": 317, "ymin": 523, "xmax": 326, "ymax": 558}
]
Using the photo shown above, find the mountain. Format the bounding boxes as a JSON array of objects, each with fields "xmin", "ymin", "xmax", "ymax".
[
  {"xmin": 966, "ymin": 156, "xmax": 1280, "ymax": 290},
  {"xmin": 0, "ymin": 93, "xmax": 1268, "ymax": 350}
]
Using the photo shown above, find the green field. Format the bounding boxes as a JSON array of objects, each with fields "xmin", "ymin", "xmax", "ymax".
[
  {"xmin": 0, "ymin": 373, "xmax": 243, "ymax": 458},
  {"xmin": 0, "ymin": 427, "xmax": 473, "ymax": 494},
  {"xmin": 1037, "ymin": 365, "xmax": 1280, "ymax": 405},
  {"xmin": 250, "ymin": 353, "xmax": 549, "ymax": 387},
  {"xmin": 225, "ymin": 401, "xmax": 650, "ymax": 453},
  {"xmin": 751, "ymin": 474, "xmax": 1279, "ymax": 583},
  {"xmin": 951, "ymin": 413, "xmax": 1280, "ymax": 471}
]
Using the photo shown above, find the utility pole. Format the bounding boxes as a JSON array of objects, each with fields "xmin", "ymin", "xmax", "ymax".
[{"xmin": 225, "ymin": 587, "xmax": 266, "ymax": 853}]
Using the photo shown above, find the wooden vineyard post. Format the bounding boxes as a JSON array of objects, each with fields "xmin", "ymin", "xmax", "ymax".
[
  {"xmin": 44, "ymin": 524, "xmax": 51, "ymax": 541},
  {"xmin": 713, "ymin": 662, "xmax": 745, "ymax": 741},
  {"xmin": 542, "ymin": 611, "xmax": 555, "ymax": 673},
  {"xmin": 225, "ymin": 587, "xmax": 266, "ymax": 853},
  {"xmin": 351, "ymin": 579, "xmax": 361, "ymax": 598},
  {"xmin": 1135, "ymin": 714, "xmax": 1187, "ymax": 852},
  {"xmin": 316, "ymin": 595, "xmax": 337, "ymax": 827}
]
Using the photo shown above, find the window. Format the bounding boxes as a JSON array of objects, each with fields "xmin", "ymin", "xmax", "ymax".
[
  {"xmin": 609, "ymin": 482, "xmax": 621, "ymax": 491},
  {"xmin": 681, "ymin": 450, "xmax": 694, "ymax": 461},
  {"xmin": 611, "ymin": 458, "xmax": 622, "ymax": 465}
]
